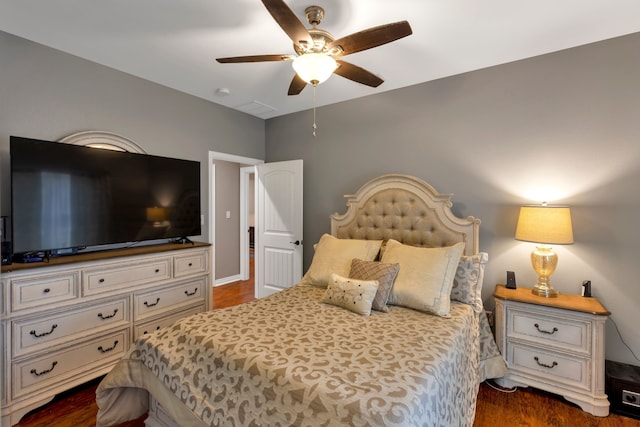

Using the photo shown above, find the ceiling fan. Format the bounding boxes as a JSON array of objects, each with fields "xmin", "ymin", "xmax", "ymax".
[{"xmin": 216, "ymin": 0, "xmax": 413, "ymax": 95}]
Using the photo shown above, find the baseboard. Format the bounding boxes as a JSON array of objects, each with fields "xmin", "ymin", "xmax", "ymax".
[{"xmin": 214, "ymin": 274, "xmax": 242, "ymax": 287}]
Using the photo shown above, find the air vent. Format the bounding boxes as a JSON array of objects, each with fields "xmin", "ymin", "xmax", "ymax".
[{"xmin": 235, "ymin": 101, "xmax": 277, "ymax": 117}]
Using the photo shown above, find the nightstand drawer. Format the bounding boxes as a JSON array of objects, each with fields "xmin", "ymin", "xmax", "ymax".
[
  {"xmin": 508, "ymin": 342, "xmax": 590, "ymax": 391},
  {"xmin": 508, "ymin": 305, "xmax": 590, "ymax": 354}
]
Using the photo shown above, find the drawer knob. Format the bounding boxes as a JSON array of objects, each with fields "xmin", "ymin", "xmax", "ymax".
[
  {"xmin": 43, "ymin": 288, "xmax": 51, "ymax": 293},
  {"xmin": 30, "ymin": 324, "xmax": 58, "ymax": 338},
  {"xmin": 98, "ymin": 340, "xmax": 119, "ymax": 354},
  {"xmin": 30, "ymin": 361, "xmax": 58, "ymax": 376},
  {"xmin": 534, "ymin": 356, "xmax": 558, "ymax": 369},
  {"xmin": 184, "ymin": 288, "xmax": 198, "ymax": 297},
  {"xmin": 144, "ymin": 297, "xmax": 160, "ymax": 308},
  {"xmin": 188, "ymin": 262, "xmax": 193, "ymax": 267},
  {"xmin": 534, "ymin": 323, "xmax": 558, "ymax": 335},
  {"xmin": 155, "ymin": 268, "xmax": 160, "ymax": 273},
  {"xmin": 97, "ymin": 308, "xmax": 119, "ymax": 320},
  {"xmin": 99, "ymin": 278, "xmax": 105, "ymax": 283}
]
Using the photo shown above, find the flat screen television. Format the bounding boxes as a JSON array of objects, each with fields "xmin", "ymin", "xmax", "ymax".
[{"xmin": 10, "ymin": 136, "xmax": 201, "ymax": 257}]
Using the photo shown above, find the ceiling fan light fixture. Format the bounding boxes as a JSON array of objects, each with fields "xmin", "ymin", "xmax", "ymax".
[{"xmin": 292, "ymin": 53, "xmax": 337, "ymax": 85}]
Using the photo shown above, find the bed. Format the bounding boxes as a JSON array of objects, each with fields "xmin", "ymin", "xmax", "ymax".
[{"xmin": 96, "ymin": 174, "xmax": 507, "ymax": 427}]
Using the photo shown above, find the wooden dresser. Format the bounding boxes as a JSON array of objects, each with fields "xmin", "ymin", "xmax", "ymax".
[
  {"xmin": 494, "ymin": 284, "xmax": 610, "ymax": 416},
  {"xmin": 0, "ymin": 242, "xmax": 212, "ymax": 426}
]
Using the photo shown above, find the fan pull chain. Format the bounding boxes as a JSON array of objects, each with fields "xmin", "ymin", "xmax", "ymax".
[{"xmin": 312, "ymin": 84, "xmax": 318, "ymax": 137}]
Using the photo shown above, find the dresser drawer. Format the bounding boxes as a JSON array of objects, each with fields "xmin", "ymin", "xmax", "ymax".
[
  {"xmin": 13, "ymin": 297, "xmax": 129, "ymax": 357},
  {"xmin": 11, "ymin": 270, "xmax": 79, "ymax": 312},
  {"xmin": 83, "ymin": 257, "xmax": 171, "ymax": 296},
  {"xmin": 174, "ymin": 251, "xmax": 207, "ymax": 278},
  {"xmin": 507, "ymin": 342, "xmax": 590, "ymax": 391},
  {"xmin": 134, "ymin": 305, "xmax": 204, "ymax": 339},
  {"xmin": 13, "ymin": 329, "xmax": 128, "ymax": 399},
  {"xmin": 507, "ymin": 306, "xmax": 590, "ymax": 354},
  {"xmin": 134, "ymin": 279, "xmax": 206, "ymax": 321}
]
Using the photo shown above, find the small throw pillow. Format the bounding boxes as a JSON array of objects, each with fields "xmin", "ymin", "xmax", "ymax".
[
  {"xmin": 300, "ymin": 234, "xmax": 382, "ymax": 287},
  {"xmin": 450, "ymin": 252, "xmax": 489, "ymax": 313},
  {"xmin": 349, "ymin": 259, "xmax": 400, "ymax": 312},
  {"xmin": 381, "ymin": 240, "xmax": 465, "ymax": 317},
  {"xmin": 322, "ymin": 273, "xmax": 379, "ymax": 316}
]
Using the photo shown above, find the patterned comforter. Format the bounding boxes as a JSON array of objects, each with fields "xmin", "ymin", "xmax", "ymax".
[{"xmin": 97, "ymin": 283, "xmax": 482, "ymax": 427}]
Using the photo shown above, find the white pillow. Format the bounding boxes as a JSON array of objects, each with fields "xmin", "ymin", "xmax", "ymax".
[
  {"xmin": 382, "ymin": 240, "xmax": 465, "ymax": 317},
  {"xmin": 300, "ymin": 234, "xmax": 382, "ymax": 287},
  {"xmin": 322, "ymin": 273, "xmax": 379, "ymax": 316}
]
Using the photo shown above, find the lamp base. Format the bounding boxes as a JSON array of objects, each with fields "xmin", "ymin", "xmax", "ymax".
[{"xmin": 531, "ymin": 285, "xmax": 559, "ymax": 298}]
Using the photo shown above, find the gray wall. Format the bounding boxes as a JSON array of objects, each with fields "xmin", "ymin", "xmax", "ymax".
[
  {"xmin": 265, "ymin": 33, "xmax": 640, "ymax": 365},
  {"xmin": 0, "ymin": 31, "xmax": 265, "ymax": 245},
  {"xmin": 213, "ymin": 159, "xmax": 241, "ymax": 280}
]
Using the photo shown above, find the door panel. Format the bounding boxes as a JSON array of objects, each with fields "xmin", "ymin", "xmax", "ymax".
[{"xmin": 255, "ymin": 160, "xmax": 303, "ymax": 298}]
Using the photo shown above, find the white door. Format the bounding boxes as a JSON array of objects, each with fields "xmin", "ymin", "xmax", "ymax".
[{"xmin": 255, "ymin": 160, "xmax": 303, "ymax": 298}]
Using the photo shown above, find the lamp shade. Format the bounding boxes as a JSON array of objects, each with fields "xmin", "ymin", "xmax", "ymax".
[
  {"xmin": 515, "ymin": 205, "xmax": 574, "ymax": 245},
  {"xmin": 292, "ymin": 53, "xmax": 337, "ymax": 85}
]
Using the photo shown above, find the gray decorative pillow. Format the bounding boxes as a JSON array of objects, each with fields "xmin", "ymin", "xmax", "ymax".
[
  {"xmin": 322, "ymin": 273, "xmax": 379, "ymax": 316},
  {"xmin": 349, "ymin": 258, "xmax": 400, "ymax": 313},
  {"xmin": 450, "ymin": 252, "xmax": 489, "ymax": 313}
]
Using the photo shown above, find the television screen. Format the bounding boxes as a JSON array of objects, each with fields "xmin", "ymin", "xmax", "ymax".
[{"xmin": 10, "ymin": 136, "xmax": 201, "ymax": 255}]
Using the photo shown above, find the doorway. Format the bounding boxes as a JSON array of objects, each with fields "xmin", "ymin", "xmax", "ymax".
[{"xmin": 207, "ymin": 151, "xmax": 263, "ymax": 288}]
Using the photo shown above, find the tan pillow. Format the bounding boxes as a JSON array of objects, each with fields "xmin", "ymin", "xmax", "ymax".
[
  {"xmin": 349, "ymin": 259, "xmax": 400, "ymax": 313},
  {"xmin": 300, "ymin": 234, "xmax": 382, "ymax": 287},
  {"xmin": 322, "ymin": 273, "xmax": 379, "ymax": 316},
  {"xmin": 381, "ymin": 240, "xmax": 465, "ymax": 317}
]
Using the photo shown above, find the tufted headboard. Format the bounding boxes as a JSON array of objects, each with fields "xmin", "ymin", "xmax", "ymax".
[{"xmin": 331, "ymin": 174, "xmax": 480, "ymax": 256}]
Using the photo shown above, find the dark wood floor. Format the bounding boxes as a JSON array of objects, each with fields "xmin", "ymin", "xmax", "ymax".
[{"xmin": 14, "ymin": 259, "xmax": 640, "ymax": 426}]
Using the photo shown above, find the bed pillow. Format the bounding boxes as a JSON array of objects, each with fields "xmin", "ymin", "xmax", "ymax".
[
  {"xmin": 450, "ymin": 252, "xmax": 489, "ymax": 313},
  {"xmin": 349, "ymin": 258, "xmax": 400, "ymax": 313},
  {"xmin": 381, "ymin": 239, "xmax": 465, "ymax": 317},
  {"xmin": 322, "ymin": 273, "xmax": 379, "ymax": 316},
  {"xmin": 300, "ymin": 234, "xmax": 382, "ymax": 287}
]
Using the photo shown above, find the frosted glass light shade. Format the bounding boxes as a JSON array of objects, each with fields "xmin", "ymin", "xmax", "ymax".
[{"xmin": 292, "ymin": 53, "xmax": 337, "ymax": 85}]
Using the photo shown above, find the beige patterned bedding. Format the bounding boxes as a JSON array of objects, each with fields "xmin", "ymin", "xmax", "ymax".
[{"xmin": 97, "ymin": 283, "xmax": 482, "ymax": 427}]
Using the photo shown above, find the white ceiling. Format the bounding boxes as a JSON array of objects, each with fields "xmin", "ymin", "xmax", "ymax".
[{"xmin": 2, "ymin": 0, "xmax": 639, "ymax": 119}]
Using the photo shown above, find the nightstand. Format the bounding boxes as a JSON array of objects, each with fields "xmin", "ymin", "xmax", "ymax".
[{"xmin": 494, "ymin": 284, "xmax": 610, "ymax": 416}]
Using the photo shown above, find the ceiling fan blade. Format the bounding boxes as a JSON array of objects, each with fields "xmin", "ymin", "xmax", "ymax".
[
  {"xmin": 262, "ymin": 0, "xmax": 314, "ymax": 48},
  {"xmin": 216, "ymin": 54, "xmax": 293, "ymax": 63},
  {"xmin": 288, "ymin": 74, "xmax": 307, "ymax": 95},
  {"xmin": 334, "ymin": 60, "xmax": 384, "ymax": 87},
  {"xmin": 329, "ymin": 21, "xmax": 412, "ymax": 56}
]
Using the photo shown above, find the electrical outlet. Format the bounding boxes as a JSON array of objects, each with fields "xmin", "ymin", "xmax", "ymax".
[{"xmin": 622, "ymin": 390, "xmax": 640, "ymax": 408}]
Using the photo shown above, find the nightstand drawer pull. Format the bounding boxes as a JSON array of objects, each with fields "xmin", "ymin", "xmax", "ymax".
[
  {"xmin": 534, "ymin": 323, "xmax": 558, "ymax": 335},
  {"xmin": 534, "ymin": 356, "xmax": 558, "ymax": 369},
  {"xmin": 98, "ymin": 340, "xmax": 119, "ymax": 353},
  {"xmin": 97, "ymin": 308, "xmax": 119, "ymax": 320},
  {"xmin": 31, "ymin": 361, "xmax": 58, "ymax": 376},
  {"xmin": 144, "ymin": 297, "xmax": 160, "ymax": 307},
  {"xmin": 30, "ymin": 324, "xmax": 58, "ymax": 338},
  {"xmin": 184, "ymin": 288, "xmax": 198, "ymax": 296}
]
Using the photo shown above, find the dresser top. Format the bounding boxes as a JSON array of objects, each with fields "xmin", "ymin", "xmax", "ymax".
[
  {"xmin": 1, "ymin": 241, "xmax": 210, "ymax": 274},
  {"xmin": 494, "ymin": 284, "xmax": 610, "ymax": 316}
]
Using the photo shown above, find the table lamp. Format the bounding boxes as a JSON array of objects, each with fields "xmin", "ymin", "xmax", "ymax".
[{"xmin": 515, "ymin": 204, "xmax": 574, "ymax": 297}]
